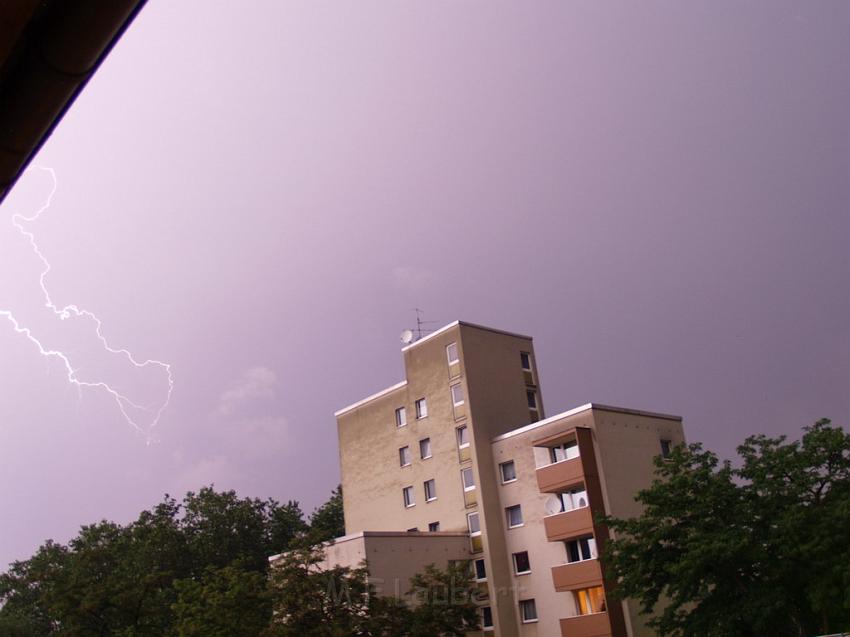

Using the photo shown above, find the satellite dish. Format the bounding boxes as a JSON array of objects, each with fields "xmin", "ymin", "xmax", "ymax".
[
  {"xmin": 400, "ymin": 329, "xmax": 415, "ymax": 344},
  {"xmin": 544, "ymin": 495, "xmax": 563, "ymax": 516}
]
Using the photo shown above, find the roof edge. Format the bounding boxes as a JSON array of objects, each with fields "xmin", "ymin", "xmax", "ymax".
[
  {"xmin": 400, "ymin": 320, "xmax": 532, "ymax": 353},
  {"xmin": 334, "ymin": 380, "xmax": 407, "ymax": 417}
]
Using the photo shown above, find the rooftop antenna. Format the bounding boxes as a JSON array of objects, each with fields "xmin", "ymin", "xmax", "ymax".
[{"xmin": 400, "ymin": 308, "xmax": 438, "ymax": 344}]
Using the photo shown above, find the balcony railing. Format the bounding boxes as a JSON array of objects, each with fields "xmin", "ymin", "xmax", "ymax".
[
  {"xmin": 536, "ymin": 455, "xmax": 585, "ymax": 493},
  {"xmin": 559, "ymin": 611, "xmax": 612, "ymax": 637},
  {"xmin": 551, "ymin": 559, "xmax": 604, "ymax": 593},
  {"xmin": 543, "ymin": 505, "xmax": 594, "ymax": 542}
]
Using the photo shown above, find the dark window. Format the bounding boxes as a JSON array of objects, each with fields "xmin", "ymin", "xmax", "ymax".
[
  {"xmin": 482, "ymin": 606, "xmax": 493, "ymax": 629},
  {"xmin": 660, "ymin": 439, "xmax": 672, "ymax": 458},
  {"xmin": 428, "ymin": 521, "xmax": 440, "ymax": 532},
  {"xmin": 520, "ymin": 352, "xmax": 531, "ymax": 370},
  {"xmin": 527, "ymin": 390, "xmax": 537, "ymax": 409},
  {"xmin": 474, "ymin": 558, "xmax": 487, "ymax": 580},
  {"xmin": 513, "ymin": 550, "xmax": 531, "ymax": 574}
]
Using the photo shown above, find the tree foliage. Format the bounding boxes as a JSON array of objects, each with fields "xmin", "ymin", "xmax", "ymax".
[{"xmin": 602, "ymin": 419, "xmax": 850, "ymax": 637}]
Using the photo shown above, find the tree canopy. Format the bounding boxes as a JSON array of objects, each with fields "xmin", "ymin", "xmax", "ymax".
[{"xmin": 602, "ymin": 419, "xmax": 850, "ymax": 637}]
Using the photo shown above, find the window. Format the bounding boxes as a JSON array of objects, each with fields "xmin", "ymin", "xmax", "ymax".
[
  {"xmin": 506, "ymin": 504, "xmax": 523, "ymax": 528},
  {"xmin": 461, "ymin": 467, "xmax": 475, "ymax": 492},
  {"xmin": 526, "ymin": 390, "xmax": 538, "ymax": 410},
  {"xmin": 424, "ymin": 479, "xmax": 437, "ymax": 501},
  {"xmin": 574, "ymin": 586, "xmax": 606, "ymax": 615},
  {"xmin": 407, "ymin": 527, "xmax": 419, "ymax": 532},
  {"xmin": 395, "ymin": 407, "xmax": 407, "ymax": 427},
  {"xmin": 519, "ymin": 599, "xmax": 538, "ymax": 623},
  {"xmin": 559, "ymin": 488, "xmax": 588, "ymax": 512},
  {"xmin": 399, "ymin": 446, "xmax": 411, "ymax": 467},
  {"xmin": 513, "ymin": 550, "xmax": 531, "ymax": 575},
  {"xmin": 428, "ymin": 521, "xmax": 440, "ymax": 532},
  {"xmin": 566, "ymin": 537, "xmax": 597, "ymax": 563},
  {"xmin": 456, "ymin": 425, "xmax": 469, "ymax": 449},
  {"xmin": 451, "ymin": 384, "xmax": 464, "ymax": 406},
  {"xmin": 474, "ymin": 558, "xmax": 487, "ymax": 581},
  {"xmin": 467, "ymin": 511, "xmax": 480, "ymax": 535},
  {"xmin": 402, "ymin": 486, "xmax": 415, "ymax": 508},
  {"xmin": 500, "ymin": 460, "xmax": 517, "ymax": 483},
  {"xmin": 415, "ymin": 398, "xmax": 428, "ymax": 419},
  {"xmin": 551, "ymin": 440, "xmax": 579, "ymax": 463},
  {"xmin": 481, "ymin": 606, "xmax": 493, "ymax": 630},
  {"xmin": 419, "ymin": 438, "xmax": 432, "ymax": 459},
  {"xmin": 446, "ymin": 342, "xmax": 459, "ymax": 365},
  {"xmin": 520, "ymin": 352, "xmax": 531, "ymax": 371},
  {"xmin": 660, "ymin": 439, "xmax": 672, "ymax": 458}
]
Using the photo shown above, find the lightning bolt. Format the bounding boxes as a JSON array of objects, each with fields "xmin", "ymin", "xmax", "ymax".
[{"xmin": 0, "ymin": 166, "xmax": 173, "ymax": 442}]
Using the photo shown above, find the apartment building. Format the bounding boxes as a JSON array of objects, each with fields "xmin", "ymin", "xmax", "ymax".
[{"xmin": 332, "ymin": 321, "xmax": 685, "ymax": 637}]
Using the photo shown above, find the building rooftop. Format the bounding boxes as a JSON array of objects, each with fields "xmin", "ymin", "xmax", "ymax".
[{"xmin": 491, "ymin": 402, "xmax": 683, "ymax": 443}]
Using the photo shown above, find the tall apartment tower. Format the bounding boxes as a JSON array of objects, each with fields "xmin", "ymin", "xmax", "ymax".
[{"xmin": 333, "ymin": 321, "xmax": 685, "ymax": 637}]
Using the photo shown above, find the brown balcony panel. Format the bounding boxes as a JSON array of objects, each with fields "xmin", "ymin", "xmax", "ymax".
[
  {"xmin": 551, "ymin": 560, "xmax": 604, "ymax": 592},
  {"xmin": 543, "ymin": 507, "xmax": 594, "ymax": 542},
  {"xmin": 559, "ymin": 612, "xmax": 612, "ymax": 637},
  {"xmin": 536, "ymin": 457, "xmax": 584, "ymax": 492}
]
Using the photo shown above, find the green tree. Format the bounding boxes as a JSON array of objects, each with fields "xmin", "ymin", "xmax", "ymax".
[
  {"xmin": 307, "ymin": 485, "xmax": 345, "ymax": 545},
  {"xmin": 602, "ymin": 419, "xmax": 850, "ymax": 637},
  {"xmin": 406, "ymin": 561, "xmax": 480, "ymax": 637},
  {"xmin": 172, "ymin": 565, "xmax": 271, "ymax": 637}
]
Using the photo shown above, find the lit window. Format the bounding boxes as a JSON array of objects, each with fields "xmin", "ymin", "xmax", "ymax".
[
  {"xmin": 461, "ymin": 467, "xmax": 476, "ymax": 492},
  {"xmin": 506, "ymin": 504, "xmax": 523, "ymax": 528},
  {"xmin": 566, "ymin": 536, "xmax": 597, "ymax": 563},
  {"xmin": 500, "ymin": 460, "xmax": 517, "ymax": 483},
  {"xmin": 419, "ymin": 437, "xmax": 432, "ymax": 459},
  {"xmin": 451, "ymin": 384, "xmax": 464, "ymax": 406},
  {"xmin": 456, "ymin": 425, "xmax": 469, "ymax": 449},
  {"xmin": 424, "ymin": 479, "xmax": 437, "ymax": 501},
  {"xmin": 399, "ymin": 446, "xmax": 411, "ymax": 467},
  {"xmin": 526, "ymin": 390, "xmax": 538, "ymax": 410},
  {"xmin": 415, "ymin": 398, "xmax": 428, "ymax": 419},
  {"xmin": 403, "ymin": 486, "xmax": 415, "ymax": 508},
  {"xmin": 446, "ymin": 342, "xmax": 459, "ymax": 365},
  {"xmin": 519, "ymin": 599, "xmax": 538, "ymax": 623},
  {"xmin": 574, "ymin": 586, "xmax": 606, "ymax": 615},
  {"xmin": 428, "ymin": 521, "xmax": 440, "ymax": 532},
  {"xmin": 467, "ymin": 511, "xmax": 480, "ymax": 535},
  {"xmin": 551, "ymin": 439, "xmax": 579, "ymax": 463},
  {"xmin": 474, "ymin": 558, "xmax": 487, "ymax": 581},
  {"xmin": 481, "ymin": 606, "xmax": 493, "ymax": 630},
  {"xmin": 660, "ymin": 439, "xmax": 672, "ymax": 458},
  {"xmin": 395, "ymin": 407, "xmax": 407, "ymax": 428},
  {"xmin": 520, "ymin": 352, "xmax": 531, "ymax": 371},
  {"xmin": 513, "ymin": 551, "xmax": 531, "ymax": 575}
]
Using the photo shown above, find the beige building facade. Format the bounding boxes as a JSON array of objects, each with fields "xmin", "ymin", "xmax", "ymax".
[{"xmin": 333, "ymin": 321, "xmax": 685, "ymax": 637}]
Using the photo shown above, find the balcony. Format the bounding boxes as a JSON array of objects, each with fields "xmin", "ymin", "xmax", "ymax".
[
  {"xmin": 551, "ymin": 559, "xmax": 604, "ymax": 593},
  {"xmin": 536, "ymin": 456, "xmax": 584, "ymax": 493},
  {"xmin": 543, "ymin": 506, "xmax": 594, "ymax": 542},
  {"xmin": 559, "ymin": 612, "xmax": 611, "ymax": 637}
]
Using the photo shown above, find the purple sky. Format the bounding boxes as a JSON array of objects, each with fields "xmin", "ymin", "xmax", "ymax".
[{"xmin": 1, "ymin": 1, "xmax": 848, "ymax": 568}]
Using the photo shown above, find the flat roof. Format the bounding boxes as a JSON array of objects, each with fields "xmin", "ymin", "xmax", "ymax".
[
  {"xmin": 334, "ymin": 380, "xmax": 407, "ymax": 417},
  {"xmin": 491, "ymin": 402, "xmax": 683, "ymax": 442},
  {"xmin": 400, "ymin": 320, "xmax": 532, "ymax": 353},
  {"xmin": 268, "ymin": 530, "xmax": 470, "ymax": 562}
]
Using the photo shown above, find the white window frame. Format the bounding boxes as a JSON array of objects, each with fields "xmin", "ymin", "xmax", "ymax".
[
  {"xmin": 467, "ymin": 511, "xmax": 481, "ymax": 536},
  {"xmin": 520, "ymin": 351, "xmax": 532, "ymax": 371},
  {"xmin": 451, "ymin": 383, "xmax": 465, "ymax": 407},
  {"xmin": 403, "ymin": 486, "xmax": 415, "ymax": 508},
  {"xmin": 461, "ymin": 467, "xmax": 476, "ymax": 492},
  {"xmin": 551, "ymin": 439, "xmax": 579, "ymax": 463},
  {"xmin": 419, "ymin": 437, "xmax": 432, "ymax": 459},
  {"xmin": 506, "ymin": 504, "xmax": 524, "ymax": 528},
  {"xmin": 424, "ymin": 478, "xmax": 437, "ymax": 502},
  {"xmin": 513, "ymin": 550, "xmax": 532, "ymax": 575},
  {"xmin": 446, "ymin": 342, "xmax": 459, "ymax": 365},
  {"xmin": 559, "ymin": 488, "xmax": 589, "ymax": 513},
  {"xmin": 519, "ymin": 599, "xmax": 538, "ymax": 623},
  {"xmin": 399, "ymin": 446, "xmax": 411, "ymax": 467},
  {"xmin": 500, "ymin": 460, "xmax": 517, "ymax": 484},
  {"xmin": 456, "ymin": 425, "xmax": 469, "ymax": 449},
  {"xmin": 566, "ymin": 536, "xmax": 598, "ymax": 564},
  {"xmin": 473, "ymin": 557, "xmax": 487, "ymax": 582},
  {"xmin": 395, "ymin": 406, "xmax": 407, "ymax": 428},
  {"xmin": 481, "ymin": 606, "xmax": 494, "ymax": 631},
  {"xmin": 415, "ymin": 397, "xmax": 428, "ymax": 419}
]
